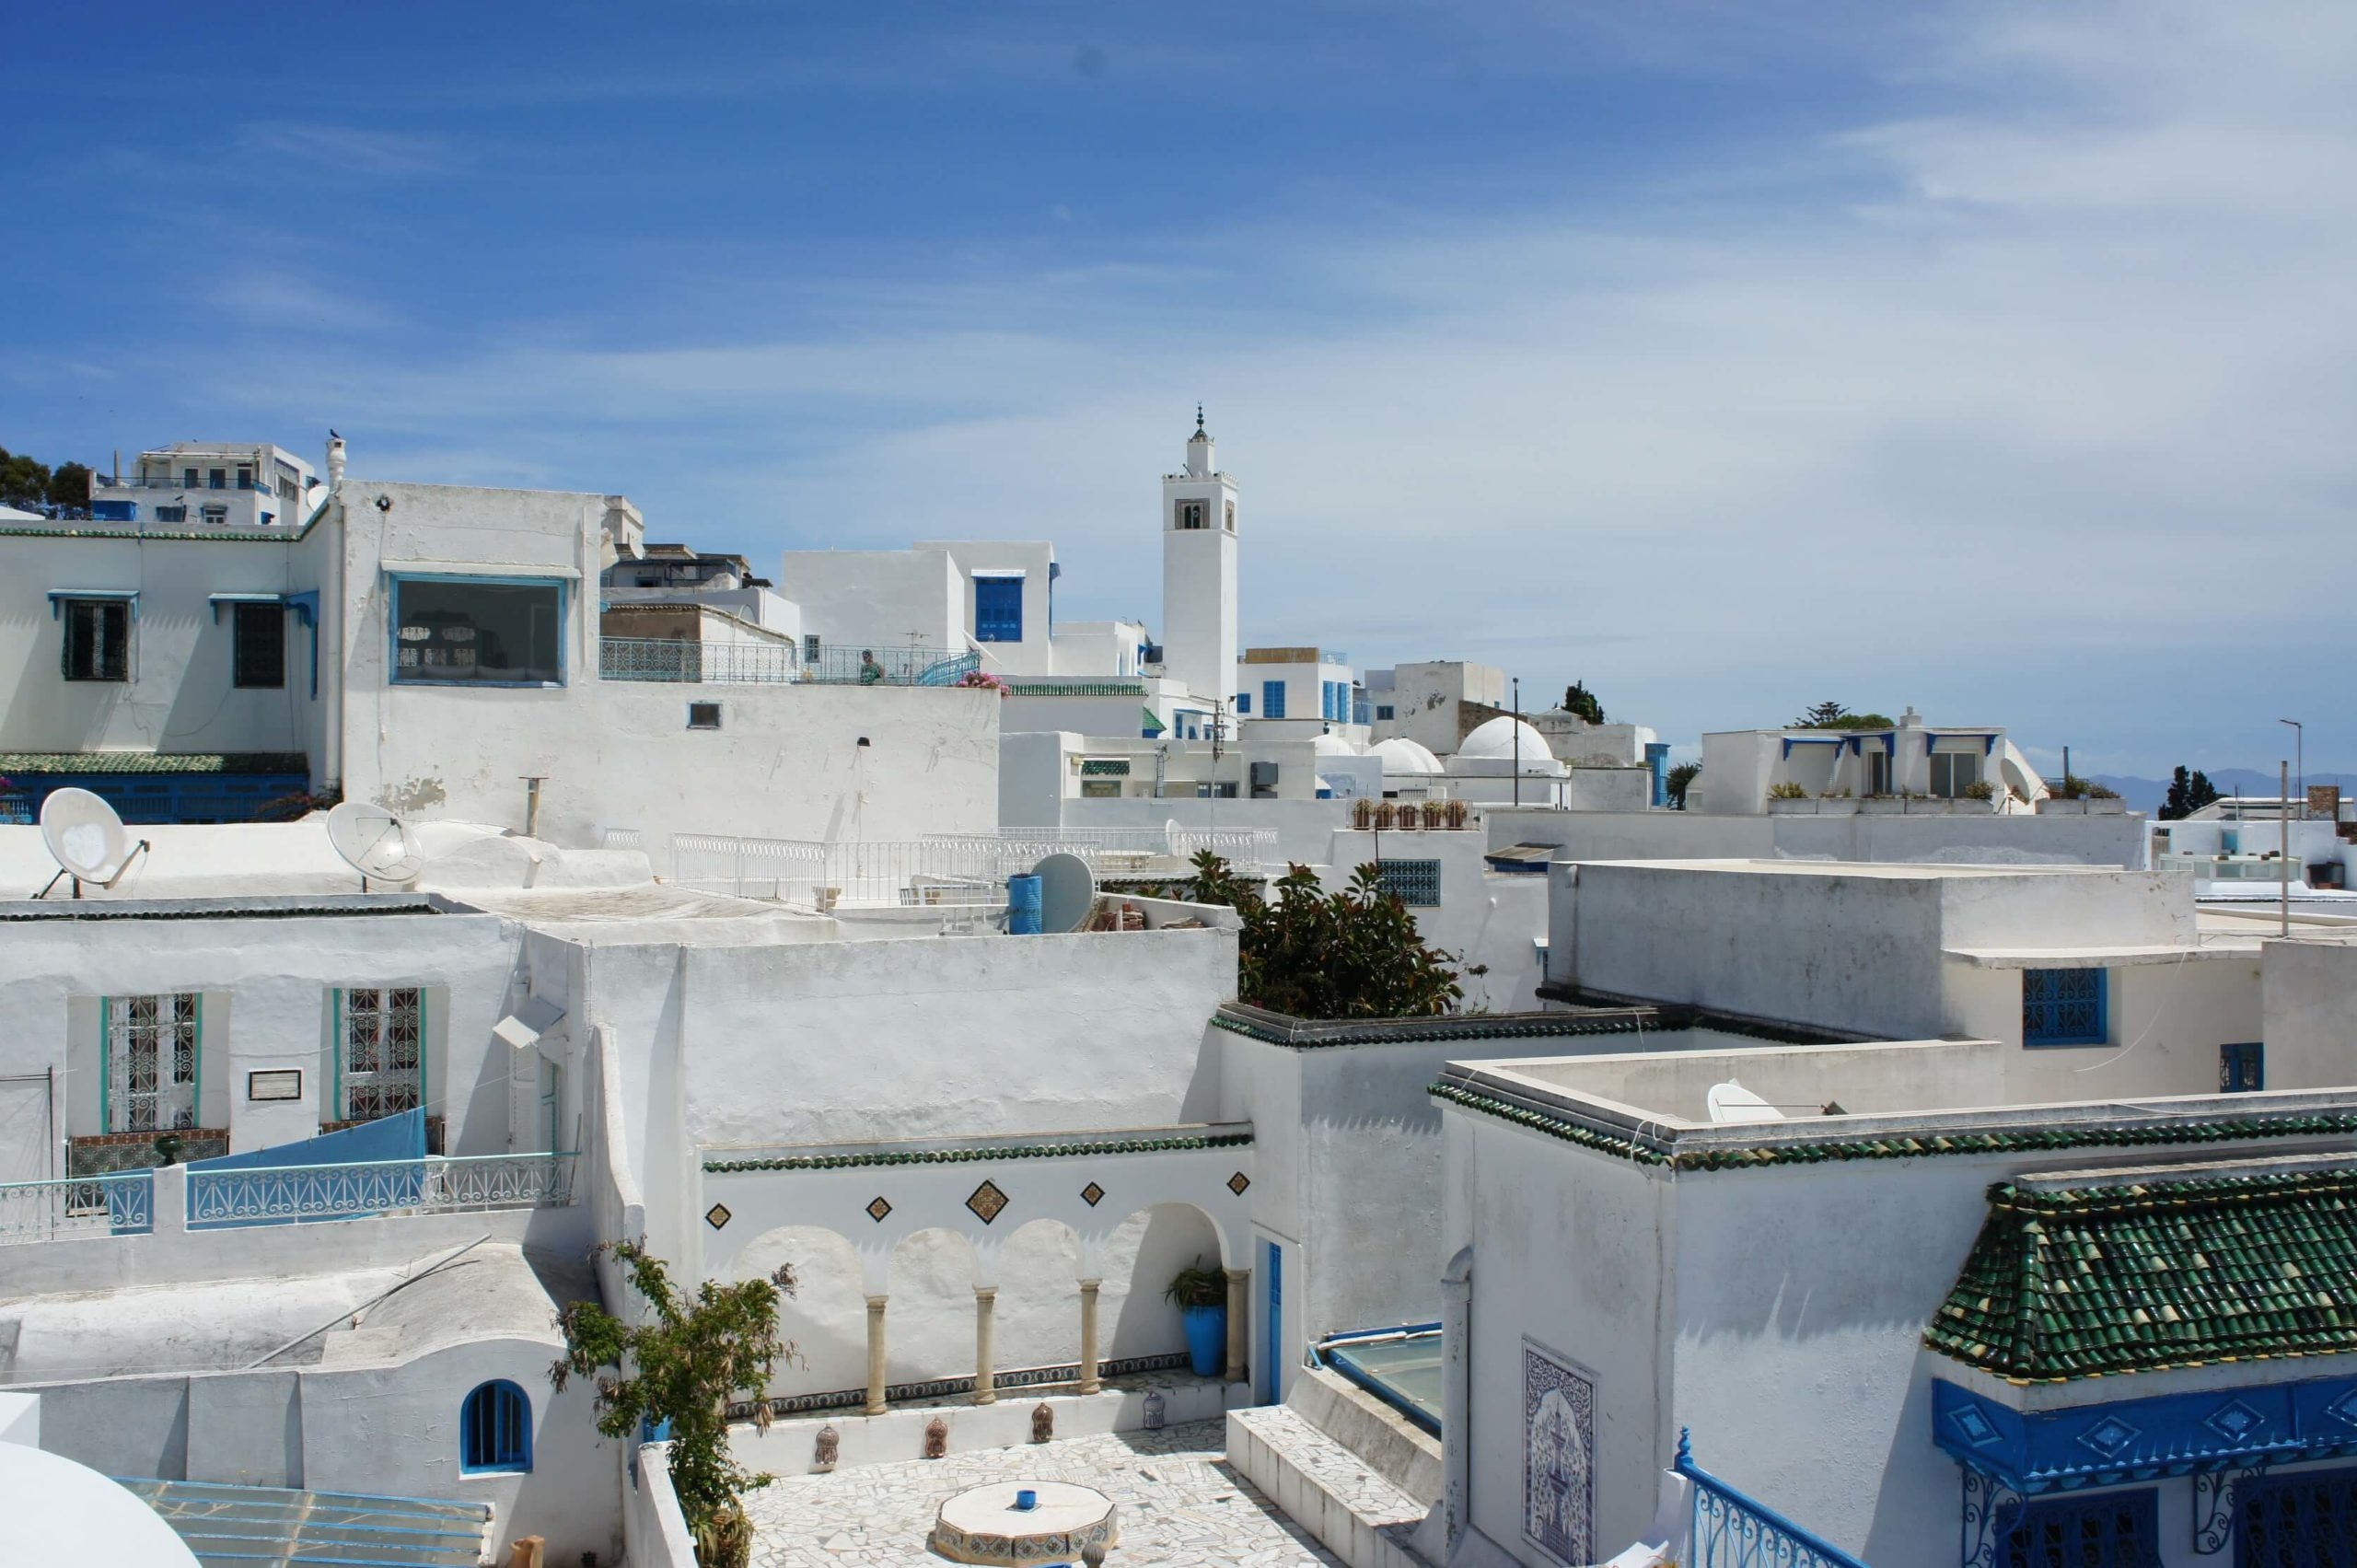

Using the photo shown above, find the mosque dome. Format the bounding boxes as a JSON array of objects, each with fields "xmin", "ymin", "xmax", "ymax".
[
  {"xmin": 1311, "ymin": 733, "xmax": 1360, "ymax": 758},
  {"xmin": 1457, "ymin": 715, "xmax": 1557, "ymax": 773},
  {"xmin": 1370, "ymin": 738, "xmax": 1444, "ymax": 777}
]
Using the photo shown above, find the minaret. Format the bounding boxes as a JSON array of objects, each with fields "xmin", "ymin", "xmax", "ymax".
[{"xmin": 1160, "ymin": 406, "xmax": 1239, "ymax": 709}]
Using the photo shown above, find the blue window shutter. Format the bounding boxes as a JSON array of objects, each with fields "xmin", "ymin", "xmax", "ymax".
[
  {"xmin": 460, "ymin": 1380, "xmax": 532, "ymax": 1472},
  {"xmin": 1236, "ymin": 692, "xmax": 1250, "ymax": 714},
  {"xmin": 1262, "ymin": 680, "xmax": 1285, "ymax": 719},
  {"xmin": 975, "ymin": 578, "xmax": 1023, "ymax": 643},
  {"xmin": 2023, "ymin": 969, "xmax": 2107, "ymax": 1046}
]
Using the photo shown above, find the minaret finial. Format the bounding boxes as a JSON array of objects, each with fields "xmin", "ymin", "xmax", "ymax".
[{"xmin": 1194, "ymin": 403, "xmax": 1206, "ymax": 437}]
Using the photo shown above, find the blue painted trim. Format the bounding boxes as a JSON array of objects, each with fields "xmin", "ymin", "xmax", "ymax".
[
  {"xmin": 459, "ymin": 1378, "xmax": 532, "ymax": 1474},
  {"xmin": 1933, "ymin": 1374, "xmax": 2357, "ymax": 1493},
  {"xmin": 49, "ymin": 588, "xmax": 139, "ymax": 621},
  {"xmin": 286, "ymin": 590, "xmax": 321, "ymax": 699},
  {"xmin": 2023, "ymin": 967, "xmax": 2107, "ymax": 1047},
  {"xmin": 1675, "ymin": 1430, "xmax": 1870, "ymax": 1568},
  {"xmin": 1782, "ymin": 737, "xmax": 1847, "ymax": 759}
]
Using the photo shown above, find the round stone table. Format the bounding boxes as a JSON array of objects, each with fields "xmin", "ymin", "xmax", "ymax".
[{"xmin": 929, "ymin": 1481, "xmax": 1119, "ymax": 1564}]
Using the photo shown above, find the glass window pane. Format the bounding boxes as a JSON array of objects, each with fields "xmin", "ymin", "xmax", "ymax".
[{"xmin": 392, "ymin": 579, "xmax": 564, "ymax": 685}]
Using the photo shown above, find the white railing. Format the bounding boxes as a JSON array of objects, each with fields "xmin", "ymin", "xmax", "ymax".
[
  {"xmin": 600, "ymin": 636, "xmax": 801, "ymax": 685},
  {"xmin": 0, "ymin": 1171, "xmax": 153, "ymax": 1246},
  {"xmin": 186, "ymin": 1153, "xmax": 576, "ymax": 1228},
  {"xmin": 601, "ymin": 827, "xmax": 645, "ymax": 852},
  {"xmin": 666, "ymin": 827, "xmax": 1280, "ymax": 907}
]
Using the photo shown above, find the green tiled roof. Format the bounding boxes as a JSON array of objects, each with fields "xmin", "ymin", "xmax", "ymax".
[
  {"xmin": 1215, "ymin": 1003, "xmax": 1658, "ymax": 1051},
  {"xmin": 1429, "ymin": 1079, "xmax": 2357, "ymax": 1173},
  {"xmin": 702, "ymin": 1129, "xmax": 1251, "ymax": 1173},
  {"xmin": 1004, "ymin": 681, "xmax": 1147, "ymax": 697},
  {"xmin": 0, "ymin": 752, "xmax": 308, "ymax": 776},
  {"xmin": 1926, "ymin": 1168, "xmax": 2357, "ymax": 1383}
]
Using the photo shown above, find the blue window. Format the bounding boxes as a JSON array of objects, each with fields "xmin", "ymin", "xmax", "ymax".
[
  {"xmin": 1376, "ymin": 859, "xmax": 1442, "ymax": 907},
  {"xmin": 1376, "ymin": 704, "xmax": 1395, "ymax": 722},
  {"xmin": 2023, "ymin": 968, "xmax": 2107, "ymax": 1047},
  {"xmin": 2239, "ymin": 1464, "xmax": 2357, "ymax": 1561},
  {"xmin": 1235, "ymin": 692, "xmax": 1250, "ymax": 714},
  {"xmin": 1999, "ymin": 1490, "xmax": 2154, "ymax": 1568},
  {"xmin": 1261, "ymin": 680, "xmax": 1286, "ymax": 719},
  {"xmin": 974, "ymin": 576, "xmax": 1023, "ymax": 643},
  {"xmin": 459, "ymin": 1379, "xmax": 531, "ymax": 1473},
  {"xmin": 2221, "ymin": 1040, "xmax": 2264, "ymax": 1093},
  {"xmin": 91, "ymin": 499, "xmax": 136, "ymax": 522}
]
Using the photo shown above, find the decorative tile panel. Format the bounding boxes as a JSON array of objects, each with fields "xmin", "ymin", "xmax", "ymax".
[
  {"xmin": 704, "ymin": 1202, "xmax": 732, "ymax": 1230},
  {"xmin": 966, "ymin": 1180, "xmax": 1008, "ymax": 1225},
  {"xmin": 866, "ymin": 1196, "xmax": 893, "ymax": 1223},
  {"xmin": 1080, "ymin": 1181, "xmax": 1105, "ymax": 1207},
  {"xmin": 1227, "ymin": 1171, "xmax": 1251, "ymax": 1195},
  {"xmin": 1521, "ymin": 1338, "xmax": 1595, "ymax": 1567}
]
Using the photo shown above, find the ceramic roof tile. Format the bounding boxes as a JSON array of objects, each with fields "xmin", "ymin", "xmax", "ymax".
[{"xmin": 1925, "ymin": 1168, "xmax": 2357, "ymax": 1383}]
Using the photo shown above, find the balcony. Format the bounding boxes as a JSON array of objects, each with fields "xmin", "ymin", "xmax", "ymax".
[
  {"xmin": 598, "ymin": 637, "xmax": 980, "ymax": 687},
  {"xmin": 666, "ymin": 826, "xmax": 1279, "ymax": 907}
]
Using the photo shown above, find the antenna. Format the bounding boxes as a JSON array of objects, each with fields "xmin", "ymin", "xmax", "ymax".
[
  {"xmin": 36, "ymin": 789, "xmax": 148, "ymax": 900},
  {"xmin": 1031, "ymin": 851, "xmax": 1097, "ymax": 935},
  {"xmin": 325, "ymin": 800, "xmax": 424, "ymax": 890}
]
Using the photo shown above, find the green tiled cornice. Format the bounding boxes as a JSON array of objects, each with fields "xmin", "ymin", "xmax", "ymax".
[
  {"xmin": 703, "ymin": 1129, "xmax": 1251, "ymax": 1174},
  {"xmin": 1429, "ymin": 1080, "xmax": 2357, "ymax": 1175},
  {"xmin": 1004, "ymin": 681, "xmax": 1146, "ymax": 697},
  {"xmin": 1927, "ymin": 1168, "xmax": 2357, "ymax": 1383},
  {"xmin": 0, "ymin": 751, "xmax": 308, "ymax": 776},
  {"xmin": 1213, "ymin": 1004, "xmax": 1656, "ymax": 1051}
]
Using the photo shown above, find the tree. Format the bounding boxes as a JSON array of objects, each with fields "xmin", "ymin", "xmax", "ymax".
[
  {"xmin": 1182, "ymin": 852, "xmax": 1476, "ymax": 1018},
  {"xmin": 1788, "ymin": 702, "xmax": 1897, "ymax": 731},
  {"xmin": 0, "ymin": 447, "xmax": 51, "ymax": 509},
  {"xmin": 45, "ymin": 461, "xmax": 91, "ymax": 510},
  {"xmin": 1560, "ymin": 680, "xmax": 1605, "ymax": 725},
  {"xmin": 2160, "ymin": 765, "xmax": 2222, "ymax": 820},
  {"xmin": 1666, "ymin": 761, "xmax": 1701, "ymax": 809},
  {"xmin": 552, "ymin": 1241, "xmax": 799, "ymax": 1567}
]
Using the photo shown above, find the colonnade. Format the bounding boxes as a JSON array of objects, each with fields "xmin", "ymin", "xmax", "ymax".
[{"xmin": 855, "ymin": 1265, "xmax": 1253, "ymax": 1413}]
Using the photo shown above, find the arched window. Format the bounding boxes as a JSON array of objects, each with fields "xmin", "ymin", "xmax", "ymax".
[{"xmin": 459, "ymin": 1379, "xmax": 531, "ymax": 1473}]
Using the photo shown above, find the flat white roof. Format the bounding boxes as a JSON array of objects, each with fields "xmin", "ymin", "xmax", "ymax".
[{"xmin": 1562, "ymin": 857, "xmax": 2130, "ymax": 880}]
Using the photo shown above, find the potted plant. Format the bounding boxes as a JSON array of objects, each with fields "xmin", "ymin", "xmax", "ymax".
[
  {"xmin": 1165, "ymin": 1258, "xmax": 1228, "ymax": 1377},
  {"xmin": 1421, "ymin": 800, "xmax": 1444, "ymax": 829},
  {"xmin": 1373, "ymin": 801, "xmax": 1396, "ymax": 830},
  {"xmin": 1767, "ymin": 781, "xmax": 1813, "ymax": 815},
  {"xmin": 1443, "ymin": 799, "xmax": 1469, "ymax": 830}
]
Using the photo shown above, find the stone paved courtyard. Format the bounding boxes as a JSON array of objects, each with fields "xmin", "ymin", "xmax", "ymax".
[{"xmin": 745, "ymin": 1418, "xmax": 1341, "ymax": 1568}]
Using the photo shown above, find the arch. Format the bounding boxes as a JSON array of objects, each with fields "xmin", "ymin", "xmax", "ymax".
[
  {"xmin": 992, "ymin": 1217, "xmax": 1085, "ymax": 1374},
  {"xmin": 737, "ymin": 1225, "xmax": 867, "ymax": 1402},
  {"xmin": 459, "ymin": 1379, "xmax": 531, "ymax": 1474},
  {"xmin": 885, "ymin": 1226, "xmax": 983, "ymax": 1387},
  {"xmin": 1099, "ymin": 1202, "xmax": 1223, "ymax": 1366}
]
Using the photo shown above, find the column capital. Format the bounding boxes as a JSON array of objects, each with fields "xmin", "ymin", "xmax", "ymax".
[{"xmin": 974, "ymin": 1285, "xmax": 999, "ymax": 1300}]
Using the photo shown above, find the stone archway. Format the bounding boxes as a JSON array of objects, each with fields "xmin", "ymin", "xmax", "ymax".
[{"xmin": 730, "ymin": 1224, "xmax": 866, "ymax": 1404}]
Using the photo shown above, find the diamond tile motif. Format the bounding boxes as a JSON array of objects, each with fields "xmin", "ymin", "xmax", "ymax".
[
  {"xmin": 1947, "ymin": 1402, "xmax": 2003, "ymax": 1449},
  {"xmin": 1080, "ymin": 1181, "xmax": 1105, "ymax": 1207},
  {"xmin": 2075, "ymin": 1414, "xmax": 2142, "ymax": 1460},
  {"xmin": 704, "ymin": 1202, "xmax": 732, "ymax": 1230},
  {"xmin": 966, "ymin": 1180, "xmax": 1008, "ymax": 1225},
  {"xmin": 1227, "ymin": 1170, "xmax": 1251, "ymax": 1196},
  {"xmin": 865, "ymin": 1196, "xmax": 893, "ymax": 1224},
  {"xmin": 2330, "ymin": 1388, "xmax": 2357, "ymax": 1427},
  {"xmin": 2203, "ymin": 1399, "xmax": 2265, "ymax": 1445}
]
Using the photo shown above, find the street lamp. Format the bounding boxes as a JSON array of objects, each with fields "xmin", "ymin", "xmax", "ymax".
[
  {"xmin": 2280, "ymin": 718, "xmax": 2304, "ymax": 814},
  {"xmin": 1511, "ymin": 677, "xmax": 1522, "ymax": 809}
]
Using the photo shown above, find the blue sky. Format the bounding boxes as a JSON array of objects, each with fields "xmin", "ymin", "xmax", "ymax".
[{"xmin": 5, "ymin": 2, "xmax": 2351, "ymax": 774}]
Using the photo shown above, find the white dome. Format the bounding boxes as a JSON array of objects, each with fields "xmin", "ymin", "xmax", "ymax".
[
  {"xmin": 1311, "ymin": 733, "xmax": 1359, "ymax": 758},
  {"xmin": 1371, "ymin": 738, "xmax": 1444, "ymax": 776},
  {"xmin": 1457, "ymin": 715, "xmax": 1554, "ymax": 770}
]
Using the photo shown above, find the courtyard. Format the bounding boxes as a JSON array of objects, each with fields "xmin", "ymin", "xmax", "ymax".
[{"xmin": 744, "ymin": 1419, "xmax": 1341, "ymax": 1568}]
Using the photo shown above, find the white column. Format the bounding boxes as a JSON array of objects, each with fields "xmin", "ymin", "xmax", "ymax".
[
  {"xmin": 1439, "ymin": 1253, "xmax": 1473, "ymax": 1556},
  {"xmin": 1077, "ymin": 1279, "xmax": 1102, "ymax": 1395},
  {"xmin": 974, "ymin": 1287, "xmax": 998, "ymax": 1405},
  {"xmin": 864, "ymin": 1295, "xmax": 888, "ymax": 1415}
]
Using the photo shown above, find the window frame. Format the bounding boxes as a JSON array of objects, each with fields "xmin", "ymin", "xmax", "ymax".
[
  {"xmin": 62, "ymin": 597, "xmax": 134, "ymax": 682},
  {"xmin": 687, "ymin": 701, "xmax": 722, "ymax": 730},
  {"xmin": 1929, "ymin": 749, "xmax": 1983, "ymax": 798},
  {"xmin": 1999, "ymin": 1488, "xmax": 2155, "ymax": 1568},
  {"xmin": 333, "ymin": 986, "xmax": 425, "ymax": 1123},
  {"xmin": 1261, "ymin": 679, "xmax": 1287, "ymax": 720},
  {"xmin": 388, "ymin": 573, "xmax": 570, "ymax": 689},
  {"xmin": 104, "ymin": 993, "xmax": 200, "ymax": 1134},
  {"xmin": 2023, "ymin": 967, "xmax": 2108, "ymax": 1047},
  {"xmin": 2221, "ymin": 1040, "xmax": 2264, "ymax": 1093},
  {"xmin": 232, "ymin": 601, "xmax": 287, "ymax": 690},
  {"xmin": 1375, "ymin": 859, "xmax": 1443, "ymax": 908},
  {"xmin": 973, "ymin": 575, "xmax": 1025, "ymax": 643},
  {"xmin": 1175, "ymin": 499, "xmax": 1207, "ymax": 530},
  {"xmin": 459, "ymin": 1379, "xmax": 532, "ymax": 1474}
]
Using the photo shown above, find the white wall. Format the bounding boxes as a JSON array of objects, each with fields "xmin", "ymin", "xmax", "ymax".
[
  {"xmin": 778, "ymin": 546, "xmax": 961, "ymax": 653},
  {"xmin": 1324, "ymin": 830, "xmax": 1549, "ymax": 1013},
  {"xmin": 918, "ymin": 540, "xmax": 1056, "ymax": 679},
  {"xmin": 2262, "ymin": 940, "xmax": 2357, "ymax": 1086}
]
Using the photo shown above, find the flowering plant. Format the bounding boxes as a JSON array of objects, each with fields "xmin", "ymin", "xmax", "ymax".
[{"xmin": 956, "ymin": 670, "xmax": 1010, "ymax": 698}]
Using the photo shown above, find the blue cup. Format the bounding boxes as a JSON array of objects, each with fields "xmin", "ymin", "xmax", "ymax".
[{"xmin": 1015, "ymin": 1489, "xmax": 1038, "ymax": 1511}]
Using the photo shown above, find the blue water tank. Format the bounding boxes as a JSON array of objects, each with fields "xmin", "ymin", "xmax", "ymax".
[{"xmin": 1007, "ymin": 874, "xmax": 1043, "ymax": 935}]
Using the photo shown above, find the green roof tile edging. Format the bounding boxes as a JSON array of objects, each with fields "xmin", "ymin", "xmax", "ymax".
[
  {"xmin": 1004, "ymin": 681, "xmax": 1147, "ymax": 697},
  {"xmin": 0, "ymin": 751, "xmax": 308, "ymax": 776},
  {"xmin": 704, "ymin": 1129, "xmax": 1251, "ymax": 1174},
  {"xmin": 1428, "ymin": 1080, "xmax": 2357, "ymax": 1175},
  {"xmin": 1213, "ymin": 1004, "xmax": 1658, "ymax": 1051},
  {"xmin": 1927, "ymin": 1167, "xmax": 2357, "ymax": 1383}
]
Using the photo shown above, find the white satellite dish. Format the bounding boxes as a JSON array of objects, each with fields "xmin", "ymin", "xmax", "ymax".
[
  {"xmin": 37, "ymin": 788, "xmax": 148, "ymax": 900},
  {"xmin": 1705, "ymin": 1079, "xmax": 1785, "ymax": 1125},
  {"xmin": 325, "ymin": 800, "xmax": 424, "ymax": 889},
  {"xmin": 1032, "ymin": 851, "xmax": 1097, "ymax": 935}
]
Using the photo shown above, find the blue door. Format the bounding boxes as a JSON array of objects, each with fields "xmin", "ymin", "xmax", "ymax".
[{"xmin": 1263, "ymin": 1240, "xmax": 1283, "ymax": 1405}]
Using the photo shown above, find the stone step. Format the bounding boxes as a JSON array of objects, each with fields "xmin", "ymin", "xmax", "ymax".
[{"xmin": 1226, "ymin": 1404, "xmax": 1431, "ymax": 1568}]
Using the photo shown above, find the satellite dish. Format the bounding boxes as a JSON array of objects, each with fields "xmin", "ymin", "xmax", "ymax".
[
  {"xmin": 37, "ymin": 788, "xmax": 148, "ymax": 899},
  {"xmin": 1032, "ymin": 851, "xmax": 1096, "ymax": 934},
  {"xmin": 1706, "ymin": 1080, "xmax": 1785, "ymax": 1125},
  {"xmin": 326, "ymin": 801, "xmax": 424, "ymax": 889}
]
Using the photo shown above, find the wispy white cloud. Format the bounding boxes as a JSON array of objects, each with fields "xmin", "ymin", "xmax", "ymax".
[
  {"xmin": 235, "ymin": 122, "xmax": 459, "ymax": 179},
  {"xmin": 195, "ymin": 0, "xmax": 2357, "ymax": 770}
]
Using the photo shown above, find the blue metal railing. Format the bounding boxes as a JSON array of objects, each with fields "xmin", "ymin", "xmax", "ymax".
[
  {"xmin": 806, "ymin": 644, "xmax": 980, "ymax": 686},
  {"xmin": 0, "ymin": 1170, "xmax": 153, "ymax": 1244},
  {"xmin": 187, "ymin": 1153, "xmax": 576, "ymax": 1228},
  {"xmin": 1677, "ymin": 1431, "xmax": 1870, "ymax": 1568},
  {"xmin": 597, "ymin": 637, "xmax": 980, "ymax": 688}
]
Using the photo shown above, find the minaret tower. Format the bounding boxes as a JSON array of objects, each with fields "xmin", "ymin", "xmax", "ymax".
[{"xmin": 1159, "ymin": 406, "xmax": 1239, "ymax": 708}]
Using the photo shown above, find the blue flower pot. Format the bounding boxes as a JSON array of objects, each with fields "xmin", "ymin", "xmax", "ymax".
[{"xmin": 1182, "ymin": 1303, "xmax": 1226, "ymax": 1378}]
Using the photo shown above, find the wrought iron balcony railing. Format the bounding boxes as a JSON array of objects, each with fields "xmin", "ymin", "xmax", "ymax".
[
  {"xmin": 1677, "ymin": 1431, "xmax": 1870, "ymax": 1568},
  {"xmin": 598, "ymin": 637, "xmax": 981, "ymax": 688},
  {"xmin": 0, "ymin": 1171, "xmax": 153, "ymax": 1246},
  {"xmin": 186, "ymin": 1152, "xmax": 577, "ymax": 1228}
]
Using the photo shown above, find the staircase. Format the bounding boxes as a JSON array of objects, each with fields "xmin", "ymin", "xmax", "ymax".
[{"xmin": 117, "ymin": 1478, "xmax": 492, "ymax": 1567}]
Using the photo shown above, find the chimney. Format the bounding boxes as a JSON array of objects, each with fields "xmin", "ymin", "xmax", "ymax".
[{"xmin": 326, "ymin": 432, "xmax": 347, "ymax": 490}]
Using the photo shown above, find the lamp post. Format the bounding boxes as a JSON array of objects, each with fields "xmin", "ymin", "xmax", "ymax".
[
  {"xmin": 1512, "ymin": 677, "xmax": 1521, "ymax": 809},
  {"xmin": 2280, "ymin": 718, "xmax": 2304, "ymax": 816}
]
